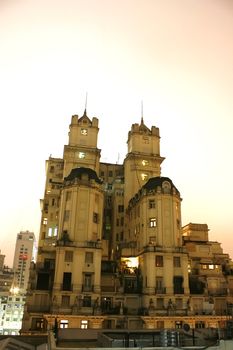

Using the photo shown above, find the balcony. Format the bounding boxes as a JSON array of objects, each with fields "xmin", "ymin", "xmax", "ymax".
[
  {"xmin": 27, "ymin": 305, "xmax": 50, "ymax": 312},
  {"xmin": 155, "ymin": 287, "xmax": 166, "ymax": 294},
  {"xmin": 143, "ymin": 245, "xmax": 186, "ymax": 254},
  {"xmin": 101, "ymin": 285, "xmax": 116, "ymax": 292},
  {"xmin": 82, "ymin": 285, "xmax": 94, "ymax": 292},
  {"xmin": 208, "ymin": 288, "xmax": 228, "ymax": 296}
]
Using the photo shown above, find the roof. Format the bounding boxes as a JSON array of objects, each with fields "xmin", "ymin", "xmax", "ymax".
[
  {"xmin": 143, "ymin": 176, "xmax": 180, "ymax": 195},
  {"xmin": 64, "ymin": 167, "xmax": 102, "ymax": 184}
]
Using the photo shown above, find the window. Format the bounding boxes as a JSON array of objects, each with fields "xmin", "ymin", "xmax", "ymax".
[
  {"xmin": 156, "ymin": 277, "xmax": 164, "ymax": 293},
  {"xmin": 83, "ymin": 274, "xmax": 92, "ymax": 291},
  {"xmin": 62, "ymin": 272, "xmax": 72, "ymax": 291},
  {"xmin": 85, "ymin": 252, "xmax": 93, "ymax": 264},
  {"xmin": 50, "ymin": 166, "xmax": 54, "ymax": 173},
  {"xmin": 120, "ymin": 217, "xmax": 124, "ymax": 226},
  {"xmin": 156, "ymin": 255, "xmax": 163, "ymax": 267},
  {"xmin": 149, "ymin": 199, "xmax": 155, "ymax": 209},
  {"xmin": 60, "ymin": 319, "xmax": 69, "ymax": 328},
  {"xmin": 93, "ymin": 212, "xmax": 99, "ymax": 223},
  {"xmin": 83, "ymin": 296, "xmax": 91, "ymax": 307},
  {"xmin": 108, "ymin": 170, "xmax": 113, "ymax": 177},
  {"xmin": 149, "ymin": 218, "xmax": 157, "ymax": 227},
  {"xmin": 157, "ymin": 298, "xmax": 164, "ymax": 309},
  {"xmin": 174, "ymin": 257, "xmax": 181, "ymax": 267},
  {"xmin": 118, "ymin": 205, "xmax": 124, "ymax": 213},
  {"xmin": 173, "ymin": 276, "xmax": 184, "ymax": 294},
  {"xmin": 81, "ymin": 320, "xmax": 88, "ymax": 329},
  {"xmin": 65, "ymin": 251, "xmax": 73, "ymax": 262},
  {"xmin": 61, "ymin": 296, "xmax": 70, "ymax": 307},
  {"xmin": 52, "ymin": 198, "xmax": 55, "ymax": 206},
  {"xmin": 66, "ymin": 191, "xmax": 71, "ymax": 201},
  {"xmin": 43, "ymin": 218, "xmax": 48, "ymax": 225}
]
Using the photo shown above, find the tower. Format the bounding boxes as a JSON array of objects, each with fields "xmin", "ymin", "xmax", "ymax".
[
  {"xmin": 63, "ymin": 111, "xmax": 101, "ymax": 178},
  {"xmin": 124, "ymin": 118, "xmax": 165, "ymax": 206}
]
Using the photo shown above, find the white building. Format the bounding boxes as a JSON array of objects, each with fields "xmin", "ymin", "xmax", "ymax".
[{"xmin": 2, "ymin": 231, "xmax": 36, "ymax": 335}]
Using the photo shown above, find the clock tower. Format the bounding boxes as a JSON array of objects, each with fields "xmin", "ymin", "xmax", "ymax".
[
  {"xmin": 63, "ymin": 110, "xmax": 101, "ymax": 177},
  {"xmin": 124, "ymin": 118, "xmax": 165, "ymax": 206}
]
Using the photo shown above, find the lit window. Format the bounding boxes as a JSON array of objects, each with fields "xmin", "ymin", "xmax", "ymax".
[
  {"xmin": 60, "ymin": 319, "xmax": 69, "ymax": 328},
  {"xmin": 78, "ymin": 152, "xmax": 86, "ymax": 159},
  {"xmin": 43, "ymin": 218, "xmax": 48, "ymax": 225},
  {"xmin": 149, "ymin": 218, "xmax": 157, "ymax": 227},
  {"xmin": 81, "ymin": 320, "xmax": 88, "ymax": 329},
  {"xmin": 156, "ymin": 255, "xmax": 163, "ymax": 267},
  {"xmin": 141, "ymin": 173, "xmax": 148, "ymax": 181},
  {"xmin": 48, "ymin": 228, "xmax": 53, "ymax": 237}
]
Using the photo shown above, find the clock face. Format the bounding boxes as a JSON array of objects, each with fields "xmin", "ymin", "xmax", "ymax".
[
  {"xmin": 75, "ymin": 151, "xmax": 86, "ymax": 159},
  {"xmin": 142, "ymin": 160, "xmax": 149, "ymax": 166},
  {"xmin": 81, "ymin": 128, "xmax": 88, "ymax": 136}
]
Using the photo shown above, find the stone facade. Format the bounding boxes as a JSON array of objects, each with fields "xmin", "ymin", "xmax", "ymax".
[{"xmin": 21, "ymin": 111, "xmax": 233, "ymax": 333}]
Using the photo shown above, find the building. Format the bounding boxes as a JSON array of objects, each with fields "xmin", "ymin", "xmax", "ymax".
[
  {"xmin": 1, "ymin": 231, "xmax": 36, "ymax": 335},
  {"xmin": 21, "ymin": 110, "xmax": 233, "ymax": 334},
  {"xmin": 12, "ymin": 231, "xmax": 36, "ymax": 294},
  {"xmin": 0, "ymin": 253, "xmax": 14, "ymax": 335}
]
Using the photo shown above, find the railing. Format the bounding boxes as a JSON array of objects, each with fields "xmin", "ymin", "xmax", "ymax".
[
  {"xmin": 56, "ymin": 240, "xmax": 102, "ymax": 248},
  {"xmin": 208, "ymin": 288, "xmax": 228, "ymax": 296},
  {"xmin": 82, "ymin": 285, "xmax": 94, "ymax": 292},
  {"xmin": 101, "ymin": 285, "xmax": 115, "ymax": 292},
  {"xmin": 155, "ymin": 287, "xmax": 166, "ymax": 294},
  {"xmin": 144, "ymin": 245, "xmax": 187, "ymax": 253},
  {"xmin": 27, "ymin": 305, "xmax": 50, "ymax": 312}
]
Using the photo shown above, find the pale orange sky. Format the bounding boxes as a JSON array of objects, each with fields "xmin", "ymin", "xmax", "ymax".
[{"xmin": 0, "ymin": 0, "xmax": 233, "ymax": 266}]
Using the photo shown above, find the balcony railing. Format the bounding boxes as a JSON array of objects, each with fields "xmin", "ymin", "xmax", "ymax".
[
  {"xmin": 82, "ymin": 285, "xmax": 94, "ymax": 292},
  {"xmin": 208, "ymin": 288, "xmax": 228, "ymax": 296},
  {"xmin": 155, "ymin": 287, "xmax": 166, "ymax": 294},
  {"xmin": 27, "ymin": 305, "xmax": 50, "ymax": 312},
  {"xmin": 144, "ymin": 245, "xmax": 187, "ymax": 253}
]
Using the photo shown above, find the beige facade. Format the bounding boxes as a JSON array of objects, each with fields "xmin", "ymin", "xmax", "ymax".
[{"xmin": 22, "ymin": 111, "xmax": 233, "ymax": 334}]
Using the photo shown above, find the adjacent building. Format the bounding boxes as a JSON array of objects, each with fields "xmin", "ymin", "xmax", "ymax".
[
  {"xmin": 21, "ymin": 111, "xmax": 233, "ymax": 333},
  {"xmin": 1, "ymin": 231, "xmax": 36, "ymax": 335}
]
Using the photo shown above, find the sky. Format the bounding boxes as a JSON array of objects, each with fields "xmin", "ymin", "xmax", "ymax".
[{"xmin": 0, "ymin": 0, "xmax": 233, "ymax": 267}]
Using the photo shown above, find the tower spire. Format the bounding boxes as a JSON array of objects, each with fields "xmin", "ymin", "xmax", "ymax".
[
  {"xmin": 141, "ymin": 100, "xmax": 144, "ymax": 124},
  {"xmin": 83, "ymin": 92, "xmax": 88, "ymax": 116}
]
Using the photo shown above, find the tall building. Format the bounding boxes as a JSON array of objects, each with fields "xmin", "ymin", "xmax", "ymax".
[
  {"xmin": 0, "ymin": 252, "xmax": 14, "ymax": 335},
  {"xmin": 1, "ymin": 231, "xmax": 36, "ymax": 335},
  {"xmin": 22, "ymin": 111, "xmax": 233, "ymax": 333},
  {"xmin": 12, "ymin": 231, "xmax": 36, "ymax": 294}
]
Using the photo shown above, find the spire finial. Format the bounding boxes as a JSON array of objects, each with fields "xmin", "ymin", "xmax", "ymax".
[
  {"xmin": 83, "ymin": 92, "xmax": 88, "ymax": 116},
  {"xmin": 141, "ymin": 100, "xmax": 144, "ymax": 124}
]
